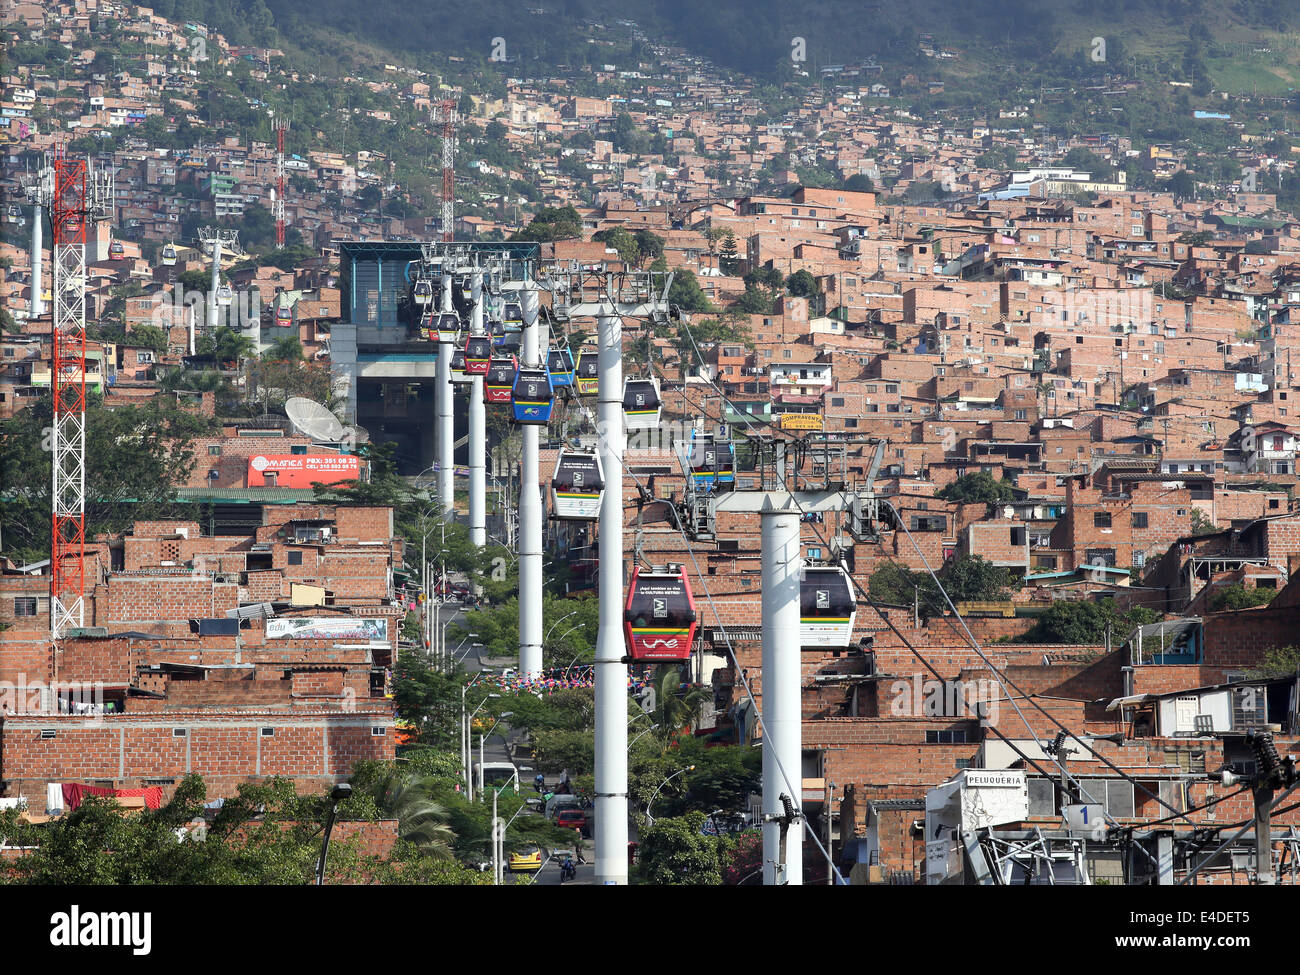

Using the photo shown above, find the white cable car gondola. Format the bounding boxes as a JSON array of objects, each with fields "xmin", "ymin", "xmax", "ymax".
[
  {"xmin": 413, "ymin": 280, "xmax": 434, "ymax": 305},
  {"xmin": 800, "ymin": 565, "xmax": 857, "ymax": 649},
  {"xmin": 161, "ymin": 242, "xmax": 178, "ymax": 267},
  {"xmin": 622, "ymin": 377, "xmax": 661, "ymax": 431},
  {"xmin": 434, "ymin": 313, "xmax": 460, "ymax": 344},
  {"xmin": 450, "ymin": 346, "xmax": 471, "ymax": 383},
  {"xmin": 551, "ymin": 448, "xmax": 604, "ymax": 520},
  {"xmin": 216, "ymin": 283, "xmax": 233, "ymax": 307}
]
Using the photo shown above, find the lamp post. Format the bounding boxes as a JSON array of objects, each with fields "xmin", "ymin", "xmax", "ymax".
[
  {"xmin": 315, "ymin": 782, "xmax": 352, "ymax": 886},
  {"xmin": 462, "ymin": 687, "xmax": 497, "ymax": 801},
  {"xmin": 628, "ymin": 723, "xmax": 660, "ymax": 752},
  {"xmin": 644, "ymin": 765, "xmax": 695, "ymax": 829}
]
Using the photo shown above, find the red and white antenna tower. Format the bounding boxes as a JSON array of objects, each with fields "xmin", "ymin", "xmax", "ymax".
[
  {"xmin": 48, "ymin": 149, "xmax": 113, "ymax": 639},
  {"xmin": 272, "ymin": 114, "xmax": 288, "ymax": 247},
  {"xmin": 433, "ymin": 98, "xmax": 457, "ymax": 241}
]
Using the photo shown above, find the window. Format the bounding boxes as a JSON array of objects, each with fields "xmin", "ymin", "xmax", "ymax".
[
  {"xmin": 371, "ymin": 726, "xmax": 387, "ymax": 737},
  {"xmin": 831, "ymin": 397, "xmax": 845, "ymax": 407},
  {"xmin": 1093, "ymin": 512, "xmax": 1112, "ymax": 528},
  {"xmin": 1133, "ymin": 551, "xmax": 1146, "ymax": 568},
  {"xmin": 291, "ymin": 445, "xmax": 308, "ymax": 455},
  {"xmin": 40, "ymin": 729, "xmax": 56, "ymax": 740},
  {"xmin": 1131, "ymin": 512, "xmax": 1148, "ymax": 529},
  {"xmin": 1014, "ymin": 409, "xmax": 1026, "ymax": 420},
  {"xmin": 208, "ymin": 445, "xmax": 222, "ymax": 456},
  {"xmin": 14, "ymin": 597, "xmax": 38, "ymax": 617},
  {"xmin": 925, "ymin": 729, "xmax": 968, "ymax": 744},
  {"xmin": 1079, "ymin": 779, "xmax": 1135, "ymax": 818},
  {"xmin": 806, "ymin": 547, "xmax": 822, "ymax": 560},
  {"xmin": 261, "ymin": 727, "xmax": 275, "ymax": 737},
  {"xmin": 886, "ymin": 384, "xmax": 899, "ymax": 394},
  {"xmin": 1028, "ymin": 777, "xmax": 1057, "ymax": 817},
  {"xmin": 287, "ymin": 551, "xmax": 303, "ymax": 566},
  {"xmin": 173, "ymin": 728, "xmax": 187, "ymax": 737}
]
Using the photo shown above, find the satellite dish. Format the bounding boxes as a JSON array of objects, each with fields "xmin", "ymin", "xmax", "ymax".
[
  {"xmin": 346, "ymin": 423, "xmax": 370, "ymax": 445},
  {"xmin": 285, "ymin": 397, "xmax": 347, "ymax": 442}
]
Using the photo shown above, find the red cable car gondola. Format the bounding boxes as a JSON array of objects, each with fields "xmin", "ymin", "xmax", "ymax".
[
  {"xmin": 464, "ymin": 335, "xmax": 492, "ymax": 375},
  {"xmin": 624, "ymin": 566, "xmax": 697, "ymax": 661},
  {"xmin": 484, "ymin": 355, "xmax": 517, "ymax": 404}
]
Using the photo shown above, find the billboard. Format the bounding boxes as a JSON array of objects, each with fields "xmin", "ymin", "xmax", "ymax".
[
  {"xmin": 779, "ymin": 413, "xmax": 823, "ymax": 431},
  {"xmin": 246, "ymin": 454, "xmax": 361, "ymax": 488},
  {"xmin": 266, "ymin": 617, "xmax": 389, "ymax": 643}
]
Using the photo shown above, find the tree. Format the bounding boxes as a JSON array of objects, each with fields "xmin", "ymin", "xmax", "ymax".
[
  {"xmin": 718, "ymin": 231, "xmax": 738, "ymax": 272},
  {"xmin": 733, "ymin": 285, "xmax": 775, "ymax": 315},
  {"xmin": 0, "ymin": 394, "xmax": 214, "ymax": 563},
  {"xmin": 1163, "ymin": 170, "xmax": 1196, "ymax": 200},
  {"xmin": 592, "ymin": 226, "xmax": 640, "ymax": 267},
  {"xmin": 637, "ymin": 811, "xmax": 723, "ymax": 885},
  {"xmin": 1209, "ymin": 584, "xmax": 1276, "ymax": 612},
  {"xmin": 667, "ymin": 268, "xmax": 715, "ymax": 313},
  {"xmin": 1017, "ymin": 599, "xmax": 1158, "ymax": 645},
  {"xmin": 843, "ymin": 173, "xmax": 875, "ymax": 192},
  {"xmin": 939, "ymin": 556, "xmax": 1013, "ymax": 603},
  {"xmin": 633, "ymin": 229, "xmax": 665, "ymax": 266},
  {"xmin": 937, "ymin": 471, "xmax": 1016, "ymax": 505},
  {"xmin": 786, "ymin": 268, "xmax": 820, "ymax": 298},
  {"xmin": 510, "ymin": 205, "xmax": 581, "ymax": 243}
]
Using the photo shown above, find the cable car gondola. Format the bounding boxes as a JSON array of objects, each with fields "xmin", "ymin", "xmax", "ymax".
[
  {"xmin": 484, "ymin": 355, "xmax": 518, "ymax": 404},
  {"xmin": 413, "ymin": 280, "xmax": 434, "ymax": 305},
  {"xmin": 574, "ymin": 347, "xmax": 598, "ymax": 396},
  {"xmin": 503, "ymin": 301, "xmax": 523, "ymax": 330},
  {"xmin": 216, "ymin": 283, "xmax": 233, "ymax": 307},
  {"xmin": 624, "ymin": 566, "xmax": 697, "ymax": 661},
  {"xmin": 622, "ymin": 377, "xmax": 661, "ymax": 431},
  {"xmin": 464, "ymin": 335, "xmax": 492, "ymax": 375},
  {"xmin": 450, "ymin": 347, "xmax": 471, "ymax": 383},
  {"xmin": 434, "ymin": 313, "xmax": 460, "ymax": 343},
  {"xmin": 551, "ymin": 448, "xmax": 604, "ymax": 520},
  {"xmin": 488, "ymin": 320, "xmax": 507, "ymax": 348},
  {"xmin": 687, "ymin": 432, "xmax": 735, "ymax": 493},
  {"xmin": 800, "ymin": 565, "xmax": 857, "ymax": 649},
  {"xmin": 161, "ymin": 242, "xmax": 178, "ymax": 267},
  {"xmin": 547, "ymin": 347, "xmax": 575, "ymax": 390},
  {"xmin": 275, "ymin": 304, "xmax": 292, "ymax": 323},
  {"xmin": 109, "ymin": 239, "xmax": 124, "ymax": 258},
  {"xmin": 510, "ymin": 367, "xmax": 554, "ymax": 425}
]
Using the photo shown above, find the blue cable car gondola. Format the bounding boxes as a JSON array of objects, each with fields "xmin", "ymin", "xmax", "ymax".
[
  {"xmin": 687, "ymin": 432, "xmax": 736, "ymax": 493},
  {"xmin": 574, "ymin": 347, "xmax": 598, "ymax": 396},
  {"xmin": 464, "ymin": 335, "xmax": 492, "ymax": 375},
  {"xmin": 547, "ymin": 347, "xmax": 575, "ymax": 390},
  {"xmin": 510, "ymin": 367, "xmax": 554, "ymax": 425},
  {"xmin": 485, "ymin": 355, "xmax": 517, "ymax": 404}
]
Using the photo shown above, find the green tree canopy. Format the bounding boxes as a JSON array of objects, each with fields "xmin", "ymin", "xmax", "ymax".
[{"xmin": 937, "ymin": 471, "xmax": 1016, "ymax": 505}]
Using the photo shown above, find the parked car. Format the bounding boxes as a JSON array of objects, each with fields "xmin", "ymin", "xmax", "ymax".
[{"xmin": 555, "ymin": 807, "xmax": 589, "ymax": 836}]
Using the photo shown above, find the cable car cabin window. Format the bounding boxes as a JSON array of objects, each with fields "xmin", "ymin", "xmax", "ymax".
[{"xmin": 800, "ymin": 571, "xmax": 854, "ymax": 618}]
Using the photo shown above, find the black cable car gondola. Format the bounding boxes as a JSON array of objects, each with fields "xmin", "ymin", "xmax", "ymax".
[
  {"xmin": 551, "ymin": 448, "xmax": 604, "ymax": 520},
  {"xmin": 687, "ymin": 432, "xmax": 736, "ymax": 493},
  {"xmin": 574, "ymin": 347, "xmax": 598, "ymax": 396},
  {"xmin": 434, "ymin": 313, "xmax": 460, "ymax": 343},
  {"xmin": 624, "ymin": 566, "xmax": 697, "ymax": 661},
  {"xmin": 412, "ymin": 280, "xmax": 434, "ymax": 305},
  {"xmin": 484, "ymin": 355, "xmax": 517, "ymax": 404},
  {"xmin": 510, "ymin": 367, "xmax": 554, "ymax": 425},
  {"xmin": 464, "ymin": 335, "xmax": 492, "ymax": 375},
  {"xmin": 622, "ymin": 377, "xmax": 661, "ymax": 431},
  {"xmin": 799, "ymin": 565, "xmax": 857, "ymax": 649}
]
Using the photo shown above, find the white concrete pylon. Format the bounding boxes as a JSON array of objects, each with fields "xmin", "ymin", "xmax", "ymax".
[
  {"xmin": 594, "ymin": 310, "xmax": 629, "ymax": 885},
  {"xmin": 437, "ymin": 271, "xmax": 455, "ymax": 519},
  {"xmin": 469, "ymin": 270, "xmax": 486, "ymax": 547},
  {"xmin": 518, "ymin": 285, "xmax": 543, "ymax": 679},
  {"xmin": 761, "ymin": 505, "xmax": 803, "ymax": 885}
]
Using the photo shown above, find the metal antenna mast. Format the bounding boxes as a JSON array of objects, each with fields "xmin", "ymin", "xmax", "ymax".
[
  {"xmin": 434, "ymin": 99, "xmax": 457, "ymax": 242},
  {"xmin": 272, "ymin": 114, "xmax": 289, "ymax": 247},
  {"xmin": 48, "ymin": 149, "xmax": 113, "ymax": 639}
]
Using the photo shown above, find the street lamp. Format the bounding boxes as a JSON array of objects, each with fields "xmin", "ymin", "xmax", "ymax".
[
  {"xmin": 544, "ymin": 610, "xmax": 579, "ymax": 644},
  {"xmin": 628, "ymin": 723, "xmax": 660, "ymax": 752},
  {"xmin": 479, "ymin": 711, "xmax": 514, "ymax": 799},
  {"xmin": 315, "ymin": 782, "xmax": 352, "ymax": 886},
  {"xmin": 645, "ymin": 765, "xmax": 695, "ymax": 829},
  {"xmin": 463, "ymin": 689, "xmax": 498, "ymax": 802}
]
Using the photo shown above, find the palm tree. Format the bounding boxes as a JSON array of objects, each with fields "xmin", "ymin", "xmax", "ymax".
[
  {"xmin": 651, "ymin": 668, "xmax": 711, "ymax": 742},
  {"xmin": 364, "ymin": 769, "xmax": 456, "ymax": 857}
]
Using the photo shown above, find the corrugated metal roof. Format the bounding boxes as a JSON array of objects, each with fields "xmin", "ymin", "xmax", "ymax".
[{"xmin": 176, "ymin": 487, "xmax": 317, "ymax": 502}]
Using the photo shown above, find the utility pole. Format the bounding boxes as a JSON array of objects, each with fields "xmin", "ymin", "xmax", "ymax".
[
  {"xmin": 469, "ymin": 269, "xmax": 487, "ymax": 548},
  {"xmin": 518, "ymin": 283, "xmax": 544, "ymax": 679}
]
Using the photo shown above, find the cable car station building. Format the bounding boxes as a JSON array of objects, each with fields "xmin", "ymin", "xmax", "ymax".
[{"xmin": 330, "ymin": 240, "xmax": 539, "ymax": 474}]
